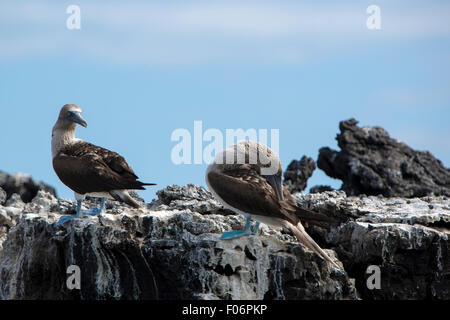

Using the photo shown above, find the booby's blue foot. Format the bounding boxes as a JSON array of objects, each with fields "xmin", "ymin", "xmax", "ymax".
[
  {"xmin": 56, "ymin": 198, "xmax": 105, "ymax": 226},
  {"xmin": 220, "ymin": 217, "xmax": 259, "ymax": 240},
  {"xmin": 56, "ymin": 215, "xmax": 78, "ymax": 226},
  {"xmin": 220, "ymin": 229, "xmax": 253, "ymax": 239},
  {"xmin": 56, "ymin": 199, "xmax": 83, "ymax": 226},
  {"xmin": 83, "ymin": 198, "xmax": 105, "ymax": 216},
  {"xmin": 83, "ymin": 207, "xmax": 102, "ymax": 216}
]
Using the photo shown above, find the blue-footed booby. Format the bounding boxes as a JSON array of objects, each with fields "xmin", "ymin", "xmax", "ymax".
[
  {"xmin": 52, "ymin": 104, "xmax": 155, "ymax": 225},
  {"xmin": 206, "ymin": 141, "xmax": 340, "ymax": 268}
]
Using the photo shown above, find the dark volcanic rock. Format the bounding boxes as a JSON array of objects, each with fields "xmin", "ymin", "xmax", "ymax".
[
  {"xmin": 0, "ymin": 185, "xmax": 356, "ymax": 300},
  {"xmin": 329, "ymin": 220, "xmax": 449, "ymax": 299},
  {"xmin": 0, "ymin": 188, "xmax": 5, "ymax": 205},
  {"xmin": 153, "ymin": 184, "xmax": 235, "ymax": 215},
  {"xmin": 294, "ymin": 191, "xmax": 450, "ymax": 299},
  {"xmin": 0, "ymin": 218, "xmax": 158, "ymax": 299},
  {"xmin": 283, "ymin": 156, "xmax": 316, "ymax": 193},
  {"xmin": 317, "ymin": 119, "xmax": 450, "ymax": 197},
  {"xmin": 0, "ymin": 171, "xmax": 57, "ymax": 203},
  {"xmin": 1, "ymin": 184, "xmax": 449, "ymax": 300},
  {"xmin": 310, "ymin": 185, "xmax": 335, "ymax": 194}
]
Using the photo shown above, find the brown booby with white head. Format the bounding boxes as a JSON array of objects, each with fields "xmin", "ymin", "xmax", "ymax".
[
  {"xmin": 206, "ymin": 141, "xmax": 340, "ymax": 268},
  {"xmin": 52, "ymin": 104, "xmax": 155, "ymax": 225}
]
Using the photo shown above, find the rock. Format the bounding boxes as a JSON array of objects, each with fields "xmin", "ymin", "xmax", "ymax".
[
  {"xmin": 0, "ymin": 184, "xmax": 448, "ymax": 300},
  {"xmin": 328, "ymin": 221, "xmax": 449, "ymax": 299},
  {"xmin": 283, "ymin": 156, "xmax": 316, "ymax": 193},
  {"xmin": 0, "ymin": 188, "xmax": 6, "ymax": 205},
  {"xmin": 0, "ymin": 171, "xmax": 57, "ymax": 203},
  {"xmin": 310, "ymin": 185, "xmax": 335, "ymax": 194},
  {"xmin": 317, "ymin": 119, "xmax": 450, "ymax": 197},
  {"xmin": 0, "ymin": 204, "xmax": 22, "ymax": 260},
  {"xmin": 5, "ymin": 193, "xmax": 25, "ymax": 209},
  {"xmin": 293, "ymin": 191, "xmax": 450, "ymax": 299},
  {"xmin": 153, "ymin": 184, "xmax": 235, "ymax": 215},
  {"xmin": 0, "ymin": 185, "xmax": 356, "ymax": 300}
]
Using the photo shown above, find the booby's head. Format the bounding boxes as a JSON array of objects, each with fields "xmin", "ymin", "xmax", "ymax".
[
  {"xmin": 206, "ymin": 141, "xmax": 284, "ymax": 201},
  {"xmin": 56, "ymin": 104, "xmax": 87, "ymax": 129},
  {"xmin": 51, "ymin": 104, "xmax": 87, "ymax": 158}
]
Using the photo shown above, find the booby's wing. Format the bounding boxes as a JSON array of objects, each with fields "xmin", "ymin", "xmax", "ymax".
[
  {"xmin": 53, "ymin": 141, "xmax": 153, "ymax": 195},
  {"xmin": 208, "ymin": 167, "xmax": 338, "ymax": 228},
  {"xmin": 207, "ymin": 167, "xmax": 300, "ymax": 225}
]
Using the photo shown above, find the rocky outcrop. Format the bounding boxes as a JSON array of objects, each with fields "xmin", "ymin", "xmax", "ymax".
[
  {"xmin": 0, "ymin": 186, "xmax": 356, "ymax": 300},
  {"xmin": 0, "ymin": 171, "xmax": 57, "ymax": 203},
  {"xmin": 296, "ymin": 191, "xmax": 450, "ymax": 299},
  {"xmin": 283, "ymin": 156, "xmax": 316, "ymax": 193},
  {"xmin": 317, "ymin": 119, "xmax": 450, "ymax": 198},
  {"xmin": 0, "ymin": 184, "xmax": 449, "ymax": 300},
  {"xmin": 0, "ymin": 188, "xmax": 6, "ymax": 205}
]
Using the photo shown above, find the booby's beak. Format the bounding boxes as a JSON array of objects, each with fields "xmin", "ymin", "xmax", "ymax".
[
  {"xmin": 266, "ymin": 174, "xmax": 284, "ymax": 201},
  {"xmin": 68, "ymin": 111, "xmax": 87, "ymax": 128}
]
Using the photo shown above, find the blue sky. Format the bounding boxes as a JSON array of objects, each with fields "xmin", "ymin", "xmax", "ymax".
[{"xmin": 1, "ymin": 0, "xmax": 449, "ymax": 202}]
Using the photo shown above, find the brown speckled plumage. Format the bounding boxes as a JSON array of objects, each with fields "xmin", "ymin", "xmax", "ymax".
[
  {"xmin": 206, "ymin": 141, "xmax": 340, "ymax": 268},
  {"xmin": 208, "ymin": 164, "xmax": 337, "ymax": 228},
  {"xmin": 51, "ymin": 104, "xmax": 154, "ymax": 209},
  {"xmin": 53, "ymin": 141, "xmax": 150, "ymax": 196}
]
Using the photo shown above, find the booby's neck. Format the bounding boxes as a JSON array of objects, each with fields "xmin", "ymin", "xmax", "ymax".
[{"xmin": 51, "ymin": 122, "xmax": 80, "ymax": 158}]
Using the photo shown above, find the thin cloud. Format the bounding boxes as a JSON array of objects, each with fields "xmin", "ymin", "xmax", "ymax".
[{"xmin": 1, "ymin": 1, "xmax": 450, "ymax": 65}]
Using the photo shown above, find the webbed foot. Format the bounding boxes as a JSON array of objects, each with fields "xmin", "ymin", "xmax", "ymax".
[
  {"xmin": 220, "ymin": 217, "xmax": 260, "ymax": 240},
  {"xmin": 56, "ymin": 215, "xmax": 79, "ymax": 226},
  {"xmin": 82, "ymin": 206, "xmax": 103, "ymax": 216},
  {"xmin": 220, "ymin": 229, "xmax": 253, "ymax": 239},
  {"xmin": 83, "ymin": 198, "xmax": 105, "ymax": 216}
]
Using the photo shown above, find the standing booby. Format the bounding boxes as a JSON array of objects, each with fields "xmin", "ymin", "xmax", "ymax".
[
  {"xmin": 52, "ymin": 104, "xmax": 155, "ymax": 225},
  {"xmin": 206, "ymin": 141, "xmax": 340, "ymax": 268}
]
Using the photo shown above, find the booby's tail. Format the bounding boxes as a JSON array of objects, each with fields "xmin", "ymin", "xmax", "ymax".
[
  {"xmin": 141, "ymin": 182, "xmax": 156, "ymax": 186},
  {"xmin": 109, "ymin": 190, "xmax": 142, "ymax": 209},
  {"xmin": 135, "ymin": 181, "xmax": 156, "ymax": 190},
  {"xmin": 281, "ymin": 220, "xmax": 341, "ymax": 269}
]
